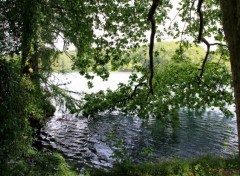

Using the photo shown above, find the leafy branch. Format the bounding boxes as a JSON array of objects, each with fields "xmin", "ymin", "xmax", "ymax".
[
  {"xmin": 87, "ymin": 0, "xmax": 162, "ymax": 108},
  {"xmin": 114, "ymin": 0, "xmax": 161, "ymax": 103}
]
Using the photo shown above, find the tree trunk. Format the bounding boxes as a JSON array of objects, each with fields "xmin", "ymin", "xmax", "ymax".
[
  {"xmin": 220, "ymin": 0, "xmax": 240, "ymax": 157},
  {"xmin": 21, "ymin": 0, "xmax": 38, "ymax": 74}
]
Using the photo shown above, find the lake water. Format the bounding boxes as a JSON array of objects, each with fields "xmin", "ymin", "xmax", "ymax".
[{"xmin": 40, "ymin": 72, "xmax": 238, "ymax": 171}]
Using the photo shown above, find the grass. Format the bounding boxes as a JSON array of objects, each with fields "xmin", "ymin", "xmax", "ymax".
[
  {"xmin": 1, "ymin": 148, "xmax": 238, "ymax": 176},
  {"xmin": 0, "ymin": 149, "xmax": 78, "ymax": 176},
  {"xmin": 87, "ymin": 156, "xmax": 240, "ymax": 176}
]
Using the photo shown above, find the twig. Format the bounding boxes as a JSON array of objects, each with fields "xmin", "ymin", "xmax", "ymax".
[
  {"xmin": 209, "ymin": 42, "xmax": 227, "ymax": 47},
  {"xmin": 169, "ymin": 8, "xmax": 182, "ymax": 29}
]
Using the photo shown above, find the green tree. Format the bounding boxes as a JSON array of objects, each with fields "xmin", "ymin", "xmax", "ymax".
[
  {"xmin": 1, "ymin": 0, "xmax": 240, "ymax": 160},
  {"xmin": 78, "ymin": 0, "xmax": 240, "ymax": 156}
]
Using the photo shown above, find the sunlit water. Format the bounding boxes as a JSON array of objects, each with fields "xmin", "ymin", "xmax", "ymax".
[{"xmin": 40, "ymin": 72, "xmax": 238, "ymax": 171}]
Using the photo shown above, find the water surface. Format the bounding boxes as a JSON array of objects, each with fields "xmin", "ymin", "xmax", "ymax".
[{"xmin": 40, "ymin": 72, "xmax": 238, "ymax": 171}]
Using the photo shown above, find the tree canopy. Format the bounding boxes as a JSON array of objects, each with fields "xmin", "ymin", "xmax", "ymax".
[{"xmin": 1, "ymin": 0, "xmax": 240, "ymax": 173}]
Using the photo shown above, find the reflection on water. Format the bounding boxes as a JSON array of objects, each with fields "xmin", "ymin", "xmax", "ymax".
[
  {"xmin": 40, "ymin": 72, "xmax": 238, "ymax": 171},
  {"xmin": 40, "ymin": 109, "xmax": 238, "ymax": 171}
]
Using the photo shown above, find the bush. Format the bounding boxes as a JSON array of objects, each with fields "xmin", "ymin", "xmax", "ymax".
[{"xmin": 0, "ymin": 59, "xmax": 72, "ymax": 175}]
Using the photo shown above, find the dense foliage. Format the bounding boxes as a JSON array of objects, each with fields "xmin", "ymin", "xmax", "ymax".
[
  {"xmin": 52, "ymin": 42, "xmax": 207, "ymax": 72},
  {"xmin": 0, "ymin": 59, "xmax": 60, "ymax": 175},
  {"xmin": 80, "ymin": 59, "xmax": 233, "ymax": 123},
  {"xmin": 0, "ymin": 0, "xmax": 240, "ymax": 174},
  {"xmin": 0, "ymin": 59, "xmax": 31, "ymax": 166}
]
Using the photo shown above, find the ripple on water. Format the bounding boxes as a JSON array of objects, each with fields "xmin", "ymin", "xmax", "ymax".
[{"xmin": 40, "ymin": 110, "xmax": 238, "ymax": 171}]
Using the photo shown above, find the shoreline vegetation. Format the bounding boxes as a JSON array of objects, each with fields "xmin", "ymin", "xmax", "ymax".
[
  {"xmin": 52, "ymin": 41, "xmax": 223, "ymax": 73},
  {"xmin": 46, "ymin": 42, "xmax": 236, "ymax": 175},
  {"xmin": 0, "ymin": 41, "xmax": 234, "ymax": 175},
  {"xmin": 3, "ymin": 148, "xmax": 240, "ymax": 176},
  {"xmin": 2, "ymin": 0, "xmax": 240, "ymax": 174},
  {"xmin": 88, "ymin": 156, "xmax": 240, "ymax": 176},
  {"xmin": 46, "ymin": 41, "xmax": 235, "ymax": 175}
]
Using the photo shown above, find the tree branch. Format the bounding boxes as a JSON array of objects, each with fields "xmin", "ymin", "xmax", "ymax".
[
  {"xmin": 147, "ymin": 0, "xmax": 160, "ymax": 95},
  {"xmin": 209, "ymin": 42, "xmax": 227, "ymax": 47},
  {"xmin": 197, "ymin": 0, "xmax": 204, "ymax": 43},
  {"xmin": 108, "ymin": 82, "xmax": 148, "ymax": 112},
  {"xmin": 196, "ymin": 0, "xmax": 228, "ymax": 83},
  {"xmin": 130, "ymin": 82, "xmax": 148, "ymax": 99},
  {"xmin": 196, "ymin": 0, "xmax": 210, "ymax": 83},
  {"xmin": 198, "ymin": 37, "xmax": 210, "ymax": 84},
  {"xmin": 197, "ymin": 39, "xmax": 228, "ymax": 84},
  {"xmin": 147, "ymin": 0, "xmax": 160, "ymax": 21},
  {"xmin": 116, "ymin": 82, "xmax": 148, "ymax": 102}
]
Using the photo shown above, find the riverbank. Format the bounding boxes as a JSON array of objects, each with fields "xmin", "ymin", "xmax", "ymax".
[
  {"xmin": 0, "ymin": 148, "xmax": 78, "ymax": 176},
  {"xmin": 87, "ymin": 156, "xmax": 240, "ymax": 176},
  {"xmin": 3, "ymin": 150, "xmax": 239, "ymax": 176}
]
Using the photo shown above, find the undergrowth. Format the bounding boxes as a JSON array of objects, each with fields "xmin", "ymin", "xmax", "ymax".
[{"xmin": 88, "ymin": 156, "xmax": 240, "ymax": 176}]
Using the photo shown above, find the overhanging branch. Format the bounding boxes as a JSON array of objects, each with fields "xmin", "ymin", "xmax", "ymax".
[
  {"xmin": 196, "ymin": 0, "xmax": 227, "ymax": 83},
  {"xmin": 197, "ymin": 0, "xmax": 204, "ymax": 43},
  {"xmin": 147, "ymin": 0, "xmax": 160, "ymax": 95},
  {"xmin": 196, "ymin": 0, "xmax": 208, "ymax": 84},
  {"xmin": 198, "ymin": 38, "xmax": 210, "ymax": 83}
]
